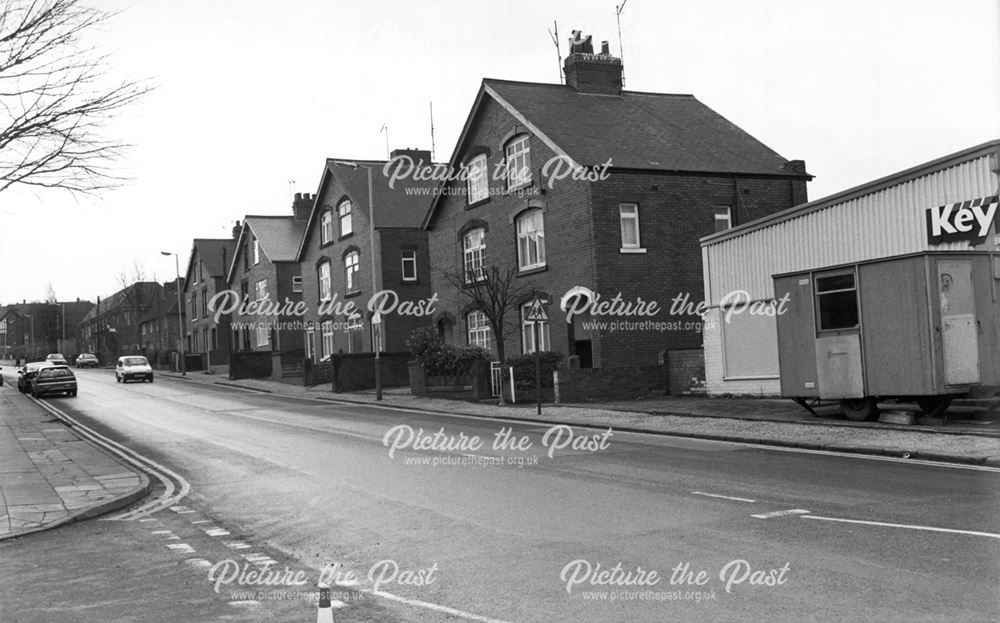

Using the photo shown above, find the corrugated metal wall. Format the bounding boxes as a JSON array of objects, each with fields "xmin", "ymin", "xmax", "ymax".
[{"xmin": 704, "ymin": 153, "xmax": 998, "ymax": 302}]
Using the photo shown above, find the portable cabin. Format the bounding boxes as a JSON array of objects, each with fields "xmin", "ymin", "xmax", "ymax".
[{"xmin": 773, "ymin": 252, "xmax": 1000, "ymax": 419}]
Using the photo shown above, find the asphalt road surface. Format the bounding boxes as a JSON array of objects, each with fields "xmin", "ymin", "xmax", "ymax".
[{"xmin": 18, "ymin": 370, "xmax": 1000, "ymax": 622}]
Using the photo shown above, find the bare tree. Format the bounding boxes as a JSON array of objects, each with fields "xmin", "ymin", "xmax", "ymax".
[
  {"xmin": 0, "ymin": 0, "xmax": 151, "ymax": 195},
  {"xmin": 443, "ymin": 265, "xmax": 535, "ymax": 404},
  {"xmin": 116, "ymin": 261, "xmax": 158, "ymax": 352}
]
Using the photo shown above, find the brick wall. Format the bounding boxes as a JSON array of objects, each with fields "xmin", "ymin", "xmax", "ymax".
[
  {"xmin": 666, "ymin": 348, "xmax": 706, "ymax": 396},
  {"xmin": 331, "ymin": 351, "xmax": 411, "ymax": 392},
  {"xmin": 588, "ymin": 172, "xmax": 807, "ymax": 368},
  {"xmin": 554, "ymin": 365, "xmax": 667, "ymax": 403}
]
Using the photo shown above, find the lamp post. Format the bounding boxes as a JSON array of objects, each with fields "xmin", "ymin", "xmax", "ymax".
[
  {"xmin": 161, "ymin": 251, "xmax": 187, "ymax": 375},
  {"xmin": 23, "ymin": 314, "xmax": 34, "ymax": 361},
  {"xmin": 331, "ymin": 160, "xmax": 382, "ymax": 401}
]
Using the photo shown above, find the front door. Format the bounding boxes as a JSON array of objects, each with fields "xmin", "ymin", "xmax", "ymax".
[{"xmin": 938, "ymin": 260, "xmax": 980, "ymax": 385}]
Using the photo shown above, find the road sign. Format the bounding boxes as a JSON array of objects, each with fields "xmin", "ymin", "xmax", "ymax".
[{"xmin": 525, "ymin": 297, "xmax": 548, "ymax": 322}]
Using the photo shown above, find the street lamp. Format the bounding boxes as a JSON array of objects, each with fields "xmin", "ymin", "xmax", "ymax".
[
  {"xmin": 161, "ymin": 251, "xmax": 187, "ymax": 375},
  {"xmin": 331, "ymin": 160, "xmax": 382, "ymax": 401}
]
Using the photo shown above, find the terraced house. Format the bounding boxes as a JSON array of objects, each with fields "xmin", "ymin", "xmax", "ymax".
[{"xmin": 422, "ymin": 33, "xmax": 811, "ymax": 384}]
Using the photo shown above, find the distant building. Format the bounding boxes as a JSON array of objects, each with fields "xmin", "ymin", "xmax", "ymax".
[
  {"xmin": 79, "ymin": 283, "xmax": 161, "ymax": 364},
  {"xmin": 1, "ymin": 300, "xmax": 94, "ymax": 361},
  {"xmin": 137, "ymin": 278, "xmax": 186, "ymax": 369},
  {"xmin": 182, "ymin": 235, "xmax": 237, "ymax": 374}
]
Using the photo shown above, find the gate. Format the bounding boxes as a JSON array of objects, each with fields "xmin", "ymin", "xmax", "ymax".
[{"xmin": 490, "ymin": 361, "xmax": 503, "ymax": 397}]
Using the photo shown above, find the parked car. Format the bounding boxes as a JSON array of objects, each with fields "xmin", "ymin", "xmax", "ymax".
[
  {"xmin": 30, "ymin": 365, "xmax": 77, "ymax": 398},
  {"xmin": 17, "ymin": 361, "xmax": 53, "ymax": 392},
  {"xmin": 76, "ymin": 353, "xmax": 99, "ymax": 368},
  {"xmin": 116, "ymin": 355, "xmax": 153, "ymax": 383},
  {"xmin": 45, "ymin": 353, "xmax": 69, "ymax": 366}
]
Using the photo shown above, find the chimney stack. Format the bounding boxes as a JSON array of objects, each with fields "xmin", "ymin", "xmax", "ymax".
[
  {"xmin": 564, "ymin": 30, "xmax": 623, "ymax": 95},
  {"xmin": 389, "ymin": 148, "xmax": 432, "ymax": 164},
  {"xmin": 292, "ymin": 192, "xmax": 313, "ymax": 221},
  {"xmin": 232, "ymin": 220, "xmax": 242, "ymax": 240}
]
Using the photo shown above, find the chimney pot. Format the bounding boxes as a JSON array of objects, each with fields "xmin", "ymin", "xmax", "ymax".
[
  {"xmin": 564, "ymin": 31, "xmax": 623, "ymax": 95},
  {"xmin": 294, "ymin": 192, "xmax": 302, "ymax": 201}
]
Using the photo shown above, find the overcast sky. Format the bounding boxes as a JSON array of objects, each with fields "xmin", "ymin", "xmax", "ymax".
[{"xmin": 1, "ymin": 0, "xmax": 998, "ymax": 304}]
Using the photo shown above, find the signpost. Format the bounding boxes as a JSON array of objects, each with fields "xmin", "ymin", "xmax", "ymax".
[{"xmin": 524, "ymin": 296, "xmax": 548, "ymax": 415}]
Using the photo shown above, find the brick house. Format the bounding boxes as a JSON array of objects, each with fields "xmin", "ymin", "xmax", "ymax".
[
  {"xmin": 136, "ymin": 278, "xmax": 186, "ymax": 368},
  {"xmin": 182, "ymin": 236, "xmax": 237, "ymax": 373},
  {"xmin": 226, "ymin": 193, "xmax": 311, "ymax": 380},
  {"xmin": 79, "ymin": 283, "xmax": 161, "ymax": 364},
  {"xmin": 2, "ymin": 300, "xmax": 94, "ymax": 361},
  {"xmin": 295, "ymin": 152, "xmax": 437, "ymax": 380},
  {"xmin": 422, "ymin": 34, "xmax": 811, "ymax": 372}
]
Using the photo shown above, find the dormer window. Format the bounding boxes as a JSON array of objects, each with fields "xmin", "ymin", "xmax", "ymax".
[{"xmin": 505, "ymin": 136, "xmax": 531, "ymax": 189}]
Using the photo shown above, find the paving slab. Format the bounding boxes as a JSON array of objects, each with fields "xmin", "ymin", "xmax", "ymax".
[{"xmin": 0, "ymin": 384, "xmax": 150, "ymax": 541}]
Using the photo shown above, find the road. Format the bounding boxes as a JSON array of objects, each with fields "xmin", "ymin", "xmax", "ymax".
[{"xmin": 12, "ymin": 369, "xmax": 1000, "ymax": 622}]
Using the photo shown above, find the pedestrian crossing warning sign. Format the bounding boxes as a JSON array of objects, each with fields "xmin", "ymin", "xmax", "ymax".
[{"xmin": 525, "ymin": 297, "xmax": 548, "ymax": 322}]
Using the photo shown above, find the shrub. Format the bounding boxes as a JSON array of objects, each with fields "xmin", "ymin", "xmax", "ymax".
[
  {"xmin": 505, "ymin": 351, "xmax": 565, "ymax": 389},
  {"xmin": 406, "ymin": 327, "xmax": 490, "ymax": 376}
]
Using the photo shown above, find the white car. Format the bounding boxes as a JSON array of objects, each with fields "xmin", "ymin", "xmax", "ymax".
[{"xmin": 115, "ymin": 355, "xmax": 154, "ymax": 383}]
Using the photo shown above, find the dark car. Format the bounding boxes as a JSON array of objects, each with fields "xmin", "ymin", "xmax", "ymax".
[
  {"xmin": 76, "ymin": 353, "xmax": 99, "ymax": 368},
  {"xmin": 17, "ymin": 361, "xmax": 54, "ymax": 392},
  {"xmin": 30, "ymin": 365, "xmax": 77, "ymax": 398}
]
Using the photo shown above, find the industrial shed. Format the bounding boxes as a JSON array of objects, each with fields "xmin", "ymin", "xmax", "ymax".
[{"xmin": 700, "ymin": 140, "xmax": 1000, "ymax": 400}]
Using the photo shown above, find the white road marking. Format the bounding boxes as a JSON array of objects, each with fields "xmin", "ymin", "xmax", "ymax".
[
  {"xmin": 751, "ymin": 509, "xmax": 812, "ymax": 519},
  {"xmin": 228, "ymin": 600, "xmax": 260, "ymax": 607},
  {"xmin": 369, "ymin": 590, "xmax": 512, "ymax": 623},
  {"xmin": 204, "ymin": 528, "xmax": 231, "ymax": 536},
  {"xmin": 29, "ymin": 397, "xmax": 192, "ymax": 520},
  {"xmin": 138, "ymin": 518, "xmax": 158, "ymax": 523},
  {"xmin": 190, "ymin": 519, "xmax": 213, "ymax": 524},
  {"xmin": 802, "ymin": 515, "xmax": 1000, "ymax": 539},
  {"xmin": 225, "ymin": 541, "xmax": 253, "ymax": 549},
  {"xmin": 150, "ymin": 530, "xmax": 173, "ymax": 535},
  {"xmin": 166, "ymin": 543, "xmax": 196, "ymax": 554},
  {"xmin": 692, "ymin": 491, "xmax": 757, "ymax": 503}
]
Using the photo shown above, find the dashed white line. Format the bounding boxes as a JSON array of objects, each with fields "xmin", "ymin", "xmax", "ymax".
[
  {"xmin": 751, "ymin": 509, "xmax": 812, "ymax": 519},
  {"xmin": 166, "ymin": 543, "xmax": 196, "ymax": 554},
  {"xmin": 204, "ymin": 528, "xmax": 231, "ymax": 537},
  {"xmin": 801, "ymin": 515, "xmax": 1000, "ymax": 539},
  {"xmin": 692, "ymin": 491, "xmax": 757, "ymax": 503}
]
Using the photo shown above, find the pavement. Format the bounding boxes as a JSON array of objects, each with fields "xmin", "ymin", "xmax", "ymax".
[
  {"xmin": 0, "ymin": 372, "xmax": 150, "ymax": 540},
  {"xmin": 159, "ymin": 369, "xmax": 1000, "ymax": 467}
]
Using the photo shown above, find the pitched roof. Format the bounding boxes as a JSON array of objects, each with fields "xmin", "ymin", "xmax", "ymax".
[
  {"xmin": 227, "ymin": 216, "xmax": 307, "ymax": 281},
  {"xmin": 244, "ymin": 216, "xmax": 307, "ymax": 261},
  {"xmin": 296, "ymin": 159, "xmax": 439, "ymax": 259},
  {"xmin": 483, "ymin": 78, "xmax": 804, "ymax": 176}
]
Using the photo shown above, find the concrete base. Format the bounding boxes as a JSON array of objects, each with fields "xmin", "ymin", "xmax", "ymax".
[{"xmin": 878, "ymin": 411, "xmax": 915, "ymax": 426}]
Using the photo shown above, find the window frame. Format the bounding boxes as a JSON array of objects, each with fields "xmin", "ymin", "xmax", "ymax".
[
  {"xmin": 292, "ymin": 276, "xmax": 303, "ymax": 293},
  {"xmin": 505, "ymin": 135, "xmax": 532, "ymax": 190},
  {"xmin": 814, "ymin": 270, "xmax": 860, "ymax": 333},
  {"xmin": 713, "ymin": 206, "xmax": 732, "ymax": 233},
  {"xmin": 466, "ymin": 154, "xmax": 489, "ymax": 204},
  {"xmin": 401, "ymin": 250, "xmax": 418, "ymax": 282},
  {"xmin": 338, "ymin": 200, "xmax": 353, "ymax": 237},
  {"xmin": 317, "ymin": 261, "xmax": 332, "ymax": 302},
  {"xmin": 463, "ymin": 228, "xmax": 487, "ymax": 283},
  {"xmin": 344, "ymin": 250, "xmax": 360, "ymax": 293},
  {"xmin": 619, "ymin": 203, "xmax": 645, "ymax": 252},
  {"xmin": 516, "ymin": 209, "xmax": 546, "ymax": 271},
  {"xmin": 254, "ymin": 279, "xmax": 268, "ymax": 301},
  {"xmin": 320, "ymin": 209, "xmax": 334, "ymax": 245},
  {"xmin": 253, "ymin": 238, "xmax": 261, "ymax": 265},
  {"xmin": 466, "ymin": 310, "xmax": 492, "ymax": 351},
  {"xmin": 256, "ymin": 323, "xmax": 269, "ymax": 347},
  {"xmin": 320, "ymin": 319, "xmax": 334, "ymax": 361}
]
